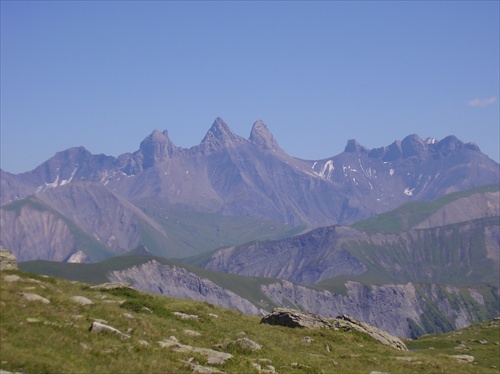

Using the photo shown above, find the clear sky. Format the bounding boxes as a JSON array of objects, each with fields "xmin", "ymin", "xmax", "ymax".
[{"xmin": 1, "ymin": 1, "xmax": 499, "ymax": 174}]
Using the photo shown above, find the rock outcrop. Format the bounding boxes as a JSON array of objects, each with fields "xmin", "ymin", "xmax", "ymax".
[
  {"xmin": 0, "ymin": 246, "xmax": 17, "ymax": 270},
  {"xmin": 336, "ymin": 314, "xmax": 408, "ymax": 351},
  {"xmin": 158, "ymin": 336, "xmax": 233, "ymax": 365},
  {"xmin": 261, "ymin": 308, "xmax": 333, "ymax": 329},
  {"xmin": 261, "ymin": 308, "xmax": 408, "ymax": 351},
  {"xmin": 89, "ymin": 321, "xmax": 130, "ymax": 340}
]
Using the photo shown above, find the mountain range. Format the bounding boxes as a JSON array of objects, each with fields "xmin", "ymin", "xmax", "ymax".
[
  {"xmin": 2, "ymin": 118, "xmax": 498, "ymax": 339},
  {"xmin": 1, "ymin": 118, "xmax": 498, "ymax": 263}
]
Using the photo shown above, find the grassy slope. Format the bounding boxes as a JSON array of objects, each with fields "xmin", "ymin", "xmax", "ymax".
[
  {"xmin": 406, "ymin": 318, "xmax": 500, "ymax": 370},
  {"xmin": 135, "ymin": 198, "xmax": 306, "ymax": 258},
  {"xmin": 2, "ymin": 269, "xmax": 499, "ymax": 374},
  {"xmin": 345, "ymin": 216, "xmax": 499, "ymax": 286},
  {"xmin": 352, "ymin": 184, "xmax": 499, "ymax": 234}
]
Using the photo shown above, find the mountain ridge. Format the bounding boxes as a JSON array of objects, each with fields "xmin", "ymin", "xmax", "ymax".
[{"xmin": 1, "ymin": 118, "xmax": 498, "ymax": 262}]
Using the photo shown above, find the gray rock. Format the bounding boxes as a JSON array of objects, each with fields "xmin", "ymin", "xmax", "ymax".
[
  {"xmin": 183, "ymin": 329, "xmax": 202, "ymax": 337},
  {"xmin": 158, "ymin": 338, "xmax": 233, "ymax": 365},
  {"xmin": 218, "ymin": 337, "xmax": 262, "ymax": 352},
  {"xmin": 89, "ymin": 282, "xmax": 133, "ymax": 291},
  {"xmin": 180, "ymin": 360, "xmax": 224, "ymax": 374},
  {"xmin": 336, "ymin": 315, "xmax": 408, "ymax": 351},
  {"xmin": 89, "ymin": 321, "xmax": 130, "ymax": 339},
  {"xmin": 70, "ymin": 296, "xmax": 93, "ymax": 305},
  {"xmin": 449, "ymin": 355, "xmax": 475, "ymax": 363},
  {"xmin": 261, "ymin": 308, "xmax": 408, "ymax": 351},
  {"xmin": 260, "ymin": 308, "xmax": 333, "ymax": 329},
  {"xmin": 0, "ymin": 247, "xmax": 18, "ymax": 270},
  {"xmin": 19, "ymin": 292, "xmax": 50, "ymax": 304},
  {"xmin": 3, "ymin": 274, "xmax": 21, "ymax": 282},
  {"xmin": 173, "ymin": 311, "xmax": 200, "ymax": 320}
]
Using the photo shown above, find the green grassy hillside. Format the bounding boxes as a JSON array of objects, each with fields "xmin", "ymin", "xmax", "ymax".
[
  {"xmin": 135, "ymin": 198, "xmax": 306, "ymax": 257},
  {"xmin": 352, "ymin": 184, "xmax": 499, "ymax": 234},
  {"xmin": 406, "ymin": 318, "xmax": 500, "ymax": 370},
  {"xmin": 347, "ymin": 216, "xmax": 499, "ymax": 285},
  {"xmin": 2, "ymin": 269, "xmax": 499, "ymax": 374}
]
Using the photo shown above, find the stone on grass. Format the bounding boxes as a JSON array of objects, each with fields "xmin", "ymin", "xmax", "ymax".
[
  {"xmin": 19, "ymin": 292, "xmax": 50, "ymax": 304},
  {"xmin": 449, "ymin": 355, "xmax": 475, "ymax": 363},
  {"xmin": 158, "ymin": 338, "xmax": 233, "ymax": 365},
  {"xmin": 71, "ymin": 296, "xmax": 93, "ymax": 305},
  {"xmin": 261, "ymin": 308, "xmax": 333, "ymax": 329},
  {"xmin": 180, "ymin": 360, "xmax": 224, "ymax": 374},
  {"xmin": 89, "ymin": 321, "xmax": 130, "ymax": 340},
  {"xmin": 3, "ymin": 275, "xmax": 21, "ymax": 282},
  {"xmin": 183, "ymin": 329, "xmax": 202, "ymax": 337},
  {"xmin": 218, "ymin": 337, "xmax": 262, "ymax": 352},
  {"xmin": 336, "ymin": 315, "xmax": 408, "ymax": 351},
  {"xmin": 173, "ymin": 312, "xmax": 200, "ymax": 320},
  {"xmin": 89, "ymin": 282, "xmax": 133, "ymax": 291},
  {"xmin": 261, "ymin": 308, "xmax": 408, "ymax": 351}
]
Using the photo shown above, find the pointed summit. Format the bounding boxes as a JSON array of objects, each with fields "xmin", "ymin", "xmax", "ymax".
[
  {"xmin": 249, "ymin": 120, "xmax": 282, "ymax": 152},
  {"xmin": 344, "ymin": 139, "xmax": 368, "ymax": 153},
  {"xmin": 138, "ymin": 129, "xmax": 179, "ymax": 168},
  {"xmin": 200, "ymin": 117, "xmax": 245, "ymax": 153}
]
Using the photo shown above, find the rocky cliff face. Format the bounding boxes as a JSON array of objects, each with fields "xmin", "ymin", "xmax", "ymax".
[
  {"xmin": 260, "ymin": 281, "xmax": 498, "ymax": 338},
  {"xmin": 107, "ymin": 260, "xmax": 261, "ymax": 315},
  {"xmin": 202, "ymin": 226, "xmax": 368, "ymax": 285},
  {"xmin": 0, "ymin": 202, "xmax": 76, "ymax": 262},
  {"xmin": 0, "ymin": 181, "xmax": 174, "ymax": 262}
]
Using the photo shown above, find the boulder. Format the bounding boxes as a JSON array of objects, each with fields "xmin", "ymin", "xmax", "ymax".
[
  {"xmin": 3, "ymin": 274, "xmax": 21, "ymax": 282},
  {"xmin": 336, "ymin": 315, "xmax": 408, "ymax": 351},
  {"xmin": 70, "ymin": 296, "xmax": 93, "ymax": 305},
  {"xmin": 158, "ymin": 337, "xmax": 233, "ymax": 365},
  {"xmin": 449, "ymin": 355, "xmax": 475, "ymax": 363},
  {"xmin": 260, "ymin": 308, "xmax": 333, "ymax": 329},
  {"xmin": 19, "ymin": 292, "xmax": 50, "ymax": 304},
  {"xmin": 89, "ymin": 282, "xmax": 133, "ymax": 291},
  {"xmin": 89, "ymin": 321, "xmax": 130, "ymax": 339},
  {"xmin": 0, "ymin": 247, "xmax": 18, "ymax": 271},
  {"xmin": 173, "ymin": 312, "xmax": 200, "ymax": 320},
  {"xmin": 260, "ymin": 308, "xmax": 408, "ymax": 351},
  {"xmin": 217, "ymin": 337, "xmax": 262, "ymax": 352}
]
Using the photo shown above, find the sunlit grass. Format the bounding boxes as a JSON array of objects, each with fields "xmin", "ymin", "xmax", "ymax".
[{"xmin": 1, "ymin": 269, "xmax": 498, "ymax": 373}]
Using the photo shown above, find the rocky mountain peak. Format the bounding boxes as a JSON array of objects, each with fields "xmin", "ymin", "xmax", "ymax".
[
  {"xmin": 138, "ymin": 129, "xmax": 179, "ymax": 168},
  {"xmin": 401, "ymin": 134, "xmax": 427, "ymax": 158},
  {"xmin": 344, "ymin": 139, "xmax": 369, "ymax": 153},
  {"xmin": 431, "ymin": 135, "xmax": 465, "ymax": 158},
  {"xmin": 200, "ymin": 117, "xmax": 246, "ymax": 153},
  {"xmin": 249, "ymin": 120, "xmax": 282, "ymax": 152}
]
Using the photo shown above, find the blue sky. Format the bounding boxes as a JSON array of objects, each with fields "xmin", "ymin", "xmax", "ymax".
[{"xmin": 1, "ymin": 1, "xmax": 498, "ymax": 173}]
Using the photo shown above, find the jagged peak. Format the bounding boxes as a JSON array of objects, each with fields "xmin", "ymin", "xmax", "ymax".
[
  {"xmin": 249, "ymin": 120, "xmax": 282, "ymax": 152},
  {"xmin": 344, "ymin": 139, "xmax": 369, "ymax": 153},
  {"xmin": 200, "ymin": 117, "xmax": 246, "ymax": 153},
  {"xmin": 137, "ymin": 129, "xmax": 179, "ymax": 169},
  {"xmin": 401, "ymin": 134, "xmax": 426, "ymax": 158}
]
